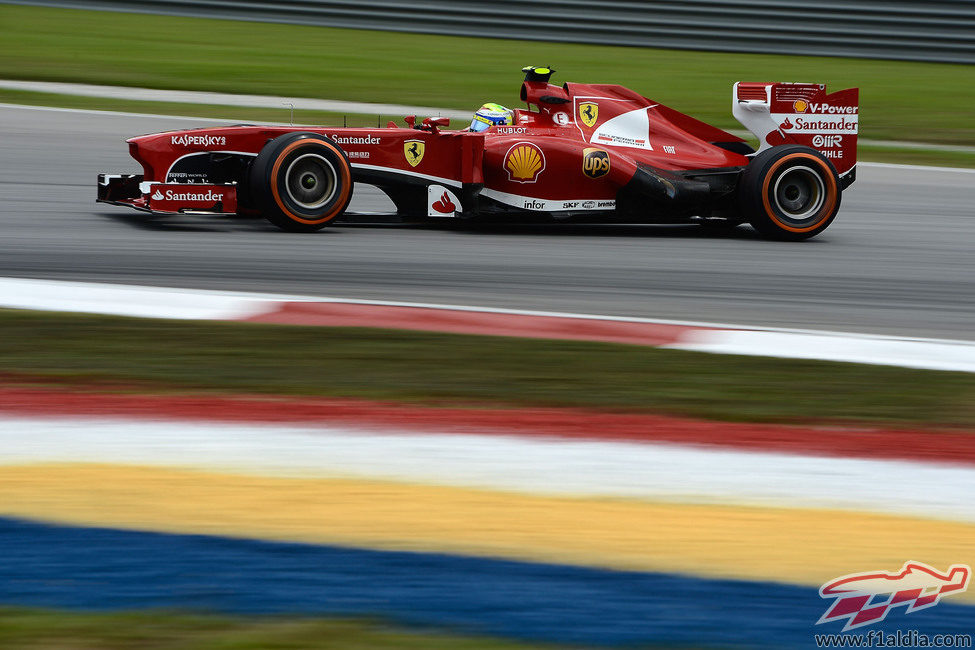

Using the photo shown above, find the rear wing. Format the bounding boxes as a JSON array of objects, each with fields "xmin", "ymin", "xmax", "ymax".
[{"xmin": 733, "ymin": 82, "xmax": 858, "ymax": 180}]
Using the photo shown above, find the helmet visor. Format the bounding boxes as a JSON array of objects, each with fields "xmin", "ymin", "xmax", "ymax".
[{"xmin": 469, "ymin": 115, "xmax": 494, "ymax": 132}]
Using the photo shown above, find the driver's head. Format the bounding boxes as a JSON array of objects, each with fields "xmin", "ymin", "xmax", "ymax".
[{"xmin": 469, "ymin": 103, "xmax": 513, "ymax": 132}]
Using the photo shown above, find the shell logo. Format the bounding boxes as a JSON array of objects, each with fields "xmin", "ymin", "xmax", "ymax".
[
  {"xmin": 793, "ymin": 99, "xmax": 809, "ymax": 113},
  {"xmin": 503, "ymin": 142, "xmax": 546, "ymax": 183}
]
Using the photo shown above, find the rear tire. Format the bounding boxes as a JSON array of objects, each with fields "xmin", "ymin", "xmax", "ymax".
[
  {"xmin": 739, "ymin": 145, "xmax": 840, "ymax": 241},
  {"xmin": 249, "ymin": 132, "xmax": 353, "ymax": 232}
]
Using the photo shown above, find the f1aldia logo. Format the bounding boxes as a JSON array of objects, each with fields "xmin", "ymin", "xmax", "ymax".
[
  {"xmin": 817, "ymin": 561, "xmax": 970, "ymax": 631},
  {"xmin": 582, "ymin": 148, "xmax": 610, "ymax": 178}
]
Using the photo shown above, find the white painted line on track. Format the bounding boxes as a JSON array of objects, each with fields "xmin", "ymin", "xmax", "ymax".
[
  {"xmin": 0, "ymin": 277, "xmax": 295, "ymax": 320},
  {"xmin": 0, "ymin": 80, "xmax": 472, "ymax": 120},
  {"xmin": 3, "ymin": 276, "xmax": 974, "ymax": 372},
  {"xmin": 0, "ymin": 102, "xmax": 286, "ymax": 125},
  {"xmin": 858, "ymin": 161, "xmax": 975, "ymax": 174},
  {"xmin": 2, "ymin": 415, "xmax": 973, "ymax": 522},
  {"xmin": 668, "ymin": 330, "xmax": 975, "ymax": 373}
]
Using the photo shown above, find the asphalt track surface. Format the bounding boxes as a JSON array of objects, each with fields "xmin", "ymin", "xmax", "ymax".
[{"xmin": 3, "ymin": 104, "xmax": 974, "ymax": 340}]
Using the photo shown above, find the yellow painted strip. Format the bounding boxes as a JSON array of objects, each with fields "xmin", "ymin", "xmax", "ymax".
[{"xmin": 2, "ymin": 463, "xmax": 973, "ymax": 601}]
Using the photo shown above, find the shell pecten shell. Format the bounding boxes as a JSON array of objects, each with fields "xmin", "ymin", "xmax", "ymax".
[{"xmin": 504, "ymin": 143, "xmax": 545, "ymax": 183}]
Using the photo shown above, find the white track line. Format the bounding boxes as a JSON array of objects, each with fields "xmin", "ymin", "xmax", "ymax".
[{"xmin": 2, "ymin": 276, "xmax": 974, "ymax": 372}]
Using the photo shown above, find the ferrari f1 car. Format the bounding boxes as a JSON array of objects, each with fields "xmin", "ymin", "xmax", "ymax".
[{"xmin": 98, "ymin": 67, "xmax": 858, "ymax": 240}]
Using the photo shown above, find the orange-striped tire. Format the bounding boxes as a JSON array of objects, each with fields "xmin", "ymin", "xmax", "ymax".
[
  {"xmin": 739, "ymin": 145, "xmax": 841, "ymax": 241},
  {"xmin": 249, "ymin": 133, "xmax": 353, "ymax": 232}
]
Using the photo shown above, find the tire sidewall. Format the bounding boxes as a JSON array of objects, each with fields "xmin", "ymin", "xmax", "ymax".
[
  {"xmin": 740, "ymin": 145, "xmax": 841, "ymax": 241},
  {"xmin": 250, "ymin": 132, "xmax": 352, "ymax": 232}
]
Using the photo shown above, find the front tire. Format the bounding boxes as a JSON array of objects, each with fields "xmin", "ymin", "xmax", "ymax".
[
  {"xmin": 249, "ymin": 132, "xmax": 353, "ymax": 232},
  {"xmin": 739, "ymin": 145, "xmax": 840, "ymax": 241}
]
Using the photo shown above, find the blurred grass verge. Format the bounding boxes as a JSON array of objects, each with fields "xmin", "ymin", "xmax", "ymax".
[
  {"xmin": 1, "ymin": 309, "xmax": 972, "ymax": 428},
  {"xmin": 2, "ymin": 87, "xmax": 972, "ymax": 169},
  {"xmin": 1, "ymin": 5, "xmax": 973, "ymax": 148},
  {"xmin": 0, "ymin": 608, "xmax": 607, "ymax": 650}
]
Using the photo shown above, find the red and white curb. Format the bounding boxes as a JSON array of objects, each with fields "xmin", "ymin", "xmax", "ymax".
[
  {"xmin": 2, "ymin": 276, "xmax": 974, "ymax": 373},
  {"xmin": 1, "ymin": 389, "xmax": 974, "ymax": 522}
]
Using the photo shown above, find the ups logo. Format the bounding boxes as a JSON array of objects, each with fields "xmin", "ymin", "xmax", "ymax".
[{"xmin": 582, "ymin": 148, "xmax": 610, "ymax": 178}]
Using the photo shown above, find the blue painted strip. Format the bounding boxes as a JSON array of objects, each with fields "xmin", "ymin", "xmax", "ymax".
[{"xmin": 1, "ymin": 518, "xmax": 972, "ymax": 648}]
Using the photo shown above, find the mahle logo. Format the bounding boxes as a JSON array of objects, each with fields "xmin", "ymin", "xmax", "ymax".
[
  {"xmin": 817, "ymin": 561, "xmax": 970, "ymax": 631},
  {"xmin": 582, "ymin": 148, "xmax": 610, "ymax": 178},
  {"xmin": 578, "ymin": 102, "xmax": 598, "ymax": 127}
]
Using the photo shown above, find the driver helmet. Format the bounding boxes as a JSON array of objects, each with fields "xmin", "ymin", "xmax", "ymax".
[{"xmin": 469, "ymin": 103, "xmax": 513, "ymax": 132}]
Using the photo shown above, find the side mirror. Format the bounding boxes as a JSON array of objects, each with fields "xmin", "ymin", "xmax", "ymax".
[
  {"xmin": 404, "ymin": 115, "xmax": 416, "ymax": 128},
  {"xmin": 422, "ymin": 117, "xmax": 450, "ymax": 134}
]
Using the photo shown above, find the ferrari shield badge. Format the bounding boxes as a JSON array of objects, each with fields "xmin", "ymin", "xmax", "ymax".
[
  {"xmin": 579, "ymin": 102, "xmax": 598, "ymax": 127},
  {"xmin": 404, "ymin": 139, "xmax": 425, "ymax": 167}
]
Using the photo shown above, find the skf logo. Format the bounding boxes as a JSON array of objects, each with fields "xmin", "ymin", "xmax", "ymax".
[
  {"xmin": 578, "ymin": 102, "xmax": 598, "ymax": 127},
  {"xmin": 504, "ymin": 142, "xmax": 546, "ymax": 183},
  {"xmin": 817, "ymin": 561, "xmax": 970, "ymax": 632},
  {"xmin": 404, "ymin": 139, "xmax": 425, "ymax": 167},
  {"xmin": 582, "ymin": 148, "xmax": 610, "ymax": 179},
  {"xmin": 793, "ymin": 99, "xmax": 809, "ymax": 113}
]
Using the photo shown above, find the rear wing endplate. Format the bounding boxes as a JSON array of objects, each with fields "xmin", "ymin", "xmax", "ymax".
[{"xmin": 733, "ymin": 82, "xmax": 859, "ymax": 179}]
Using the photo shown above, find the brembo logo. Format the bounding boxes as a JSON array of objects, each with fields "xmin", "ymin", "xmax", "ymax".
[{"xmin": 171, "ymin": 135, "xmax": 226, "ymax": 146}]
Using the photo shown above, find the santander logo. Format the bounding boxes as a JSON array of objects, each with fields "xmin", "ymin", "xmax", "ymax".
[
  {"xmin": 151, "ymin": 187, "xmax": 224, "ymax": 203},
  {"xmin": 431, "ymin": 190, "xmax": 457, "ymax": 214}
]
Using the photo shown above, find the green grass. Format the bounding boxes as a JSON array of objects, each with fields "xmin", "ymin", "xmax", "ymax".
[
  {"xmin": 2, "ymin": 5, "xmax": 974, "ymax": 146},
  {"xmin": 0, "ymin": 609, "xmax": 600, "ymax": 650},
  {"xmin": 2, "ymin": 309, "xmax": 973, "ymax": 428}
]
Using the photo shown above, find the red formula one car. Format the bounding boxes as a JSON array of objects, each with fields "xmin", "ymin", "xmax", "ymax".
[{"xmin": 98, "ymin": 66, "xmax": 858, "ymax": 240}]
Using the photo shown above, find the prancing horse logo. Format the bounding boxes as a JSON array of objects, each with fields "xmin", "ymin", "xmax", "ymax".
[
  {"xmin": 579, "ymin": 102, "xmax": 598, "ymax": 127},
  {"xmin": 404, "ymin": 139, "xmax": 425, "ymax": 167}
]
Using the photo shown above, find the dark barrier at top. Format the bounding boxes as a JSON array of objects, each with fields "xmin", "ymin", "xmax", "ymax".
[{"xmin": 9, "ymin": 0, "xmax": 975, "ymax": 64}]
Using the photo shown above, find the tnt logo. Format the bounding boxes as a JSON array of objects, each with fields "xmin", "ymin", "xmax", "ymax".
[{"xmin": 817, "ymin": 562, "xmax": 970, "ymax": 631}]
